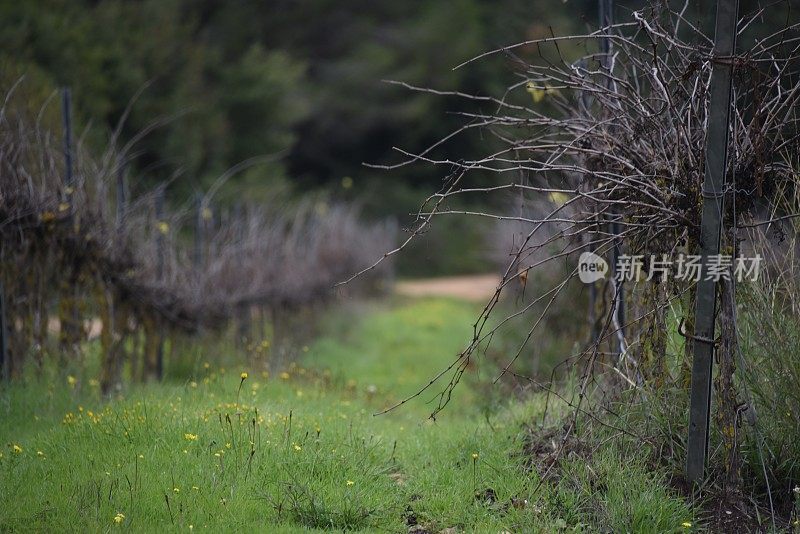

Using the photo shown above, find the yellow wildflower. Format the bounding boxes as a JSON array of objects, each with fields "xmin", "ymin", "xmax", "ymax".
[
  {"xmin": 113, "ymin": 512, "xmax": 125, "ymax": 524},
  {"xmin": 681, "ymin": 522, "xmax": 692, "ymax": 528},
  {"xmin": 37, "ymin": 450, "xmax": 45, "ymax": 457},
  {"xmin": 240, "ymin": 372, "xmax": 248, "ymax": 380},
  {"xmin": 346, "ymin": 480, "xmax": 354, "ymax": 486},
  {"xmin": 293, "ymin": 444, "xmax": 302, "ymax": 451},
  {"xmin": 157, "ymin": 221, "xmax": 169, "ymax": 235},
  {"xmin": 12, "ymin": 444, "xmax": 22, "ymax": 454},
  {"xmin": 279, "ymin": 372, "xmax": 290, "ymax": 380},
  {"xmin": 525, "ymin": 81, "xmax": 559, "ymax": 103},
  {"xmin": 67, "ymin": 375, "xmax": 77, "ymax": 387},
  {"xmin": 184, "ymin": 433, "xmax": 198, "ymax": 441},
  {"xmin": 472, "ymin": 453, "xmax": 479, "ymax": 460}
]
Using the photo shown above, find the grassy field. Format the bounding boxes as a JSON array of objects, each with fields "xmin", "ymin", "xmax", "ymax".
[{"xmin": 0, "ymin": 298, "xmax": 694, "ymax": 532}]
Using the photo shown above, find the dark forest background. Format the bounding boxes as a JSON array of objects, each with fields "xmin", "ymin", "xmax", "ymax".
[{"xmin": 0, "ymin": 0, "xmax": 790, "ymax": 274}]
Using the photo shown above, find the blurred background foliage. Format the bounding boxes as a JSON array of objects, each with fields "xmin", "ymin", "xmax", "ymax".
[{"xmin": 0, "ymin": 0, "xmax": 786, "ymax": 275}]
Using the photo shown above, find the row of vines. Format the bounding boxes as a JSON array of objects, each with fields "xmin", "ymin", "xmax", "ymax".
[{"xmin": 0, "ymin": 84, "xmax": 394, "ymax": 394}]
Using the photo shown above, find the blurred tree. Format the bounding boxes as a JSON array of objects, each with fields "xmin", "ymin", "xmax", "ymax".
[
  {"xmin": 1, "ymin": 0, "xmax": 792, "ymax": 274},
  {"xmin": 0, "ymin": 0, "xmax": 591, "ymax": 202}
]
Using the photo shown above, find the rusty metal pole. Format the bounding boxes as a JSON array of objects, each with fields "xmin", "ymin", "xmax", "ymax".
[
  {"xmin": 59, "ymin": 87, "xmax": 80, "ymax": 360},
  {"xmin": 599, "ymin": 0, "xmax": 625, "ymax": 353},
  {"xmin": 686, "ymin": 0, "xmax": 739, "ymax": 483}
]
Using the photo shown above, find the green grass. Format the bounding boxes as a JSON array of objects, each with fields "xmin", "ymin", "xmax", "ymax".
[
  {"xmin": 305, "ymin": 298, "xmax": 481, "ymax": 415},
  {"xmin": 0, "ymin": 298, "xmax": 694, "ymax": 532}
]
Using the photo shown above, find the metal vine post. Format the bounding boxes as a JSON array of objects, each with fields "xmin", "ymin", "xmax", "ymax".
[
  {"xmin": 686, "ymin": 0, "xmax": 739, "ymax": 483},
  {"xmin": 62, "ymin": 88, "xmax": 74, "ymax": 189}
]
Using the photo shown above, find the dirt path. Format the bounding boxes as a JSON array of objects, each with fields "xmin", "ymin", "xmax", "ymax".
[{"xmin": 394, "ymin": 273, "xmax": 500, "ymax": 302}]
